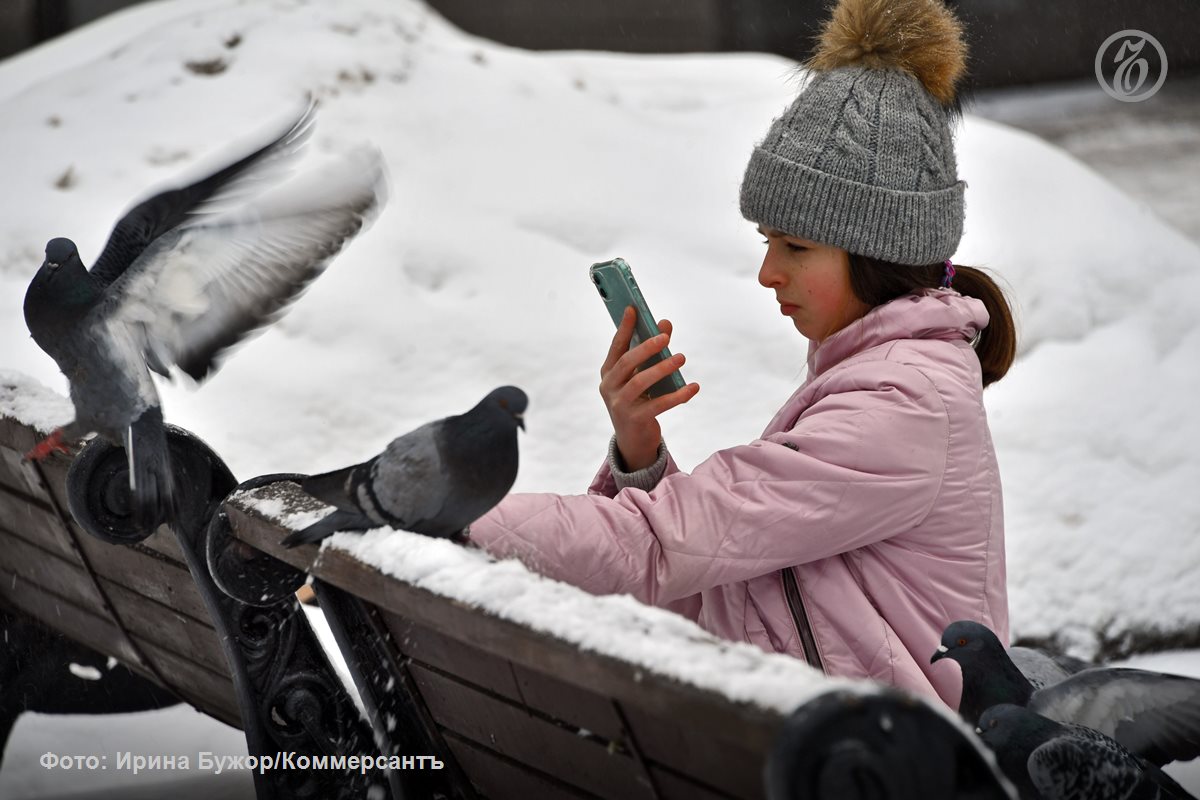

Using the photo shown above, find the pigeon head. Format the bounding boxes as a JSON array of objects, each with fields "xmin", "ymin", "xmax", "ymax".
[
  {"xmin": 932, "ymin": 620, "xmax": 1005, "ymax": 667},
  {"xmin": 484, "ymin": 385, "xmax": 528, "ymax": 431},
  {"xmin": 44, "ymin": 237, "xmax": 79, "ymax": 268},
  {"xmin": 976, "ymin": 704, "xmax": 1060, "ymax": 752},
  {"xmin": 25, "ymin": 237, "xmax": 98, "ymax": 341}
]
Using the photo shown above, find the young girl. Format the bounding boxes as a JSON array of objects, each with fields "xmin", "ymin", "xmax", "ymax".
[{"xmin": 470, "ymin": 0, "xmax": 1013, "ymax": 708}]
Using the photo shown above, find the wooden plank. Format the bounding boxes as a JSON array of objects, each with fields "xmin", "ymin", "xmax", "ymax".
[
  {"xmin": 386, "ymin": 614, "xmax": 523, "ymax": 701},
  {"xmin": 0, "ymin": 442, "xmax": 50, "ymax": 500},
  {"xmin": 387, "ymin": 617, "xmax": 627, "ymax": 742},
  {"xmin": 0, "ymin": 526, "xmax": 230, "ymax": 685},
  {"xmin": 445, "ymin": 734, "xmax": 598, "ymax": 800},
  {"xmin": 73, "ymin": 532, "xmax": 208, "ymax": 622},
  {"xmin": 135, "ymin": 637, "xmax": 241, "ymax": 728},
  {"xmin": 622, "ymin": 706, "xmax": 765, "ymax": 799},
  {"xmin": 102, "ymin": 579, "xmax": 229, "ymax": 677},
  {"xmin": 511, "ymin": 663, "xmax": 626, "ymax": 743},
  {"xmin": 0, "ymin": 483, "xmax": 79, "ymax": 563},
  {"xmin": 411, "ymin": 663, "xmax": 654, "ymax": 799},
  {"xmin": 227, "ymin": 498, "xmax": 786, "ymax": 754},
  {"xmin": 648, "ymin": 765, "xmax": 739, "ymax": 800},
  {"xmin": 0, "ymin": 527, "xmax": 106, "ymax": 612}
]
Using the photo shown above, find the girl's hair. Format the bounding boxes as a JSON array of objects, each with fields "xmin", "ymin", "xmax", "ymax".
[{"xmin": 845, "ymin": 254, "xmax": 1016, "ymax": 387}]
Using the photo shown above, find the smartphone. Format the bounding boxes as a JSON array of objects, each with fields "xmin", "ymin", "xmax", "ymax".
[{"xmin": 589, "ymin": 258, "xmax": 687, "ymax": 399}]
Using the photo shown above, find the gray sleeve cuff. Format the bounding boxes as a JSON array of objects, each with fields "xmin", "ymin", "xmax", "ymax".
[{"xmin": 608, "ymin": 434, "xmax": 669, "ymax": 492}]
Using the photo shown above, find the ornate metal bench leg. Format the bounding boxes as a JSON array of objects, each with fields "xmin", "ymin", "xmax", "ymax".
[
  {"xmin": 765, "ymin": 689, "xmax": 1016, "ymax": 800},
  {"xmin": 65, "ymin": 428, "xmax": 394, "ymax": 800}
]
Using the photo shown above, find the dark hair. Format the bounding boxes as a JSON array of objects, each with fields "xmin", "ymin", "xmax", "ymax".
[{"xmin": 845, "ymin": 254, "xmax": 1016, "ymax": 388}]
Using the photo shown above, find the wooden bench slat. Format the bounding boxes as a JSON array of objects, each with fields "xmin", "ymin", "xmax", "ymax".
[
  {"xmin": 101, "ymin": 579, "xmax": 228, "ymax": 677},
  {"xmin": 385, "ymin": 614, "xmax": 629, "ymax": 744},
  {"xmin": 445, "ymin": 733, "xmax": 599, "ymax": 800},
  {"xmin": 0, "ymin": 483, "xmax": 80, "ymax": 563},
  {"xmin": 0, "ymin": 443, "xmax": 50, "ymax": 501},
  {"xmin": 410, "ymin": 662, "xmax": 656, "ymax": 799},
  {"xmin": 623, "ymin": 705, "xmax": 766, "ymax": 798},
  {"xmin": 0, "ymin": 527, "xmax": 106, "ymax": 611},
  {"xmin": 73, "ymin": 533, "xmax": 207, "ymax": 622}
]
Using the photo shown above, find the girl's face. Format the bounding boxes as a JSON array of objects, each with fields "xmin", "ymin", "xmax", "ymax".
[{"xmin": 757, "ymin": 225, "xmax": 870, "ymax": 343}]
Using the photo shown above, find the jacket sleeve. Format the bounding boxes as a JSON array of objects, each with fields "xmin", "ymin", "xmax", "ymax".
[{"xmin": 470, "ymin": 361, "xmax": 949, "ymax": 607}]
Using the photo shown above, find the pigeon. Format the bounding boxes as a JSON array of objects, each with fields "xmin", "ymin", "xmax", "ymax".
[
  {"xmin": 281, "ymin": 386, "xmax": 527, "ymax": 548},
  {"xmin": 976, "ymin": 704, "xmax": 1195, "ymax": 800},
  {"xmin": 933, "ymin": 621, "xmax": 1200, "ymax": 767},
  {"xmin": 22, "ymin": 101, "xmax": 386, "ymax": 529}
]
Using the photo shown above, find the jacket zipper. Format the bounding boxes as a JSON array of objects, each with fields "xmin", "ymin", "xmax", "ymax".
[{"xmin": 781, "ymin": 567, "xmax": 825, "ymax": 673}]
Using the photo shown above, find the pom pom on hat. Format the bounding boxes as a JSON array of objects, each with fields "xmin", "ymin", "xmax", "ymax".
[{"xmin": 806, "ymin": 0, "xmax": 968, "ymax": 107}]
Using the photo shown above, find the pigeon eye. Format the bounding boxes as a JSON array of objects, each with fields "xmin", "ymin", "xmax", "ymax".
[
  {"xmin": 957, "ymin": 638, "xmax": 967, "ymax": 646},
  {"xmin": 499, "ymin": 398, "xmax": 509, "ymax": 409},
  {"xmin": 988, "ymin": 719, "xmax": 998, "ymax": 729}
]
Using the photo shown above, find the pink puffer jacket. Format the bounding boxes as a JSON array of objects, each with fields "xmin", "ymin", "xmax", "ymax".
[{"xmin": 471, "ymin": 289, "xmax": 1008, "ymax": 707}]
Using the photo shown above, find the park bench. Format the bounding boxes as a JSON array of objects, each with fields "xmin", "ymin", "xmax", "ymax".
[{"xmin": 0, "ymin": 375, "xmax": 1012, "ymax": 799}]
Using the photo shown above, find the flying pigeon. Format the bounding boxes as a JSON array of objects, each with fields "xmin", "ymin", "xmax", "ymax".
[
  {"xmin": 281, "ymin": 386, "xmax": 527, "ymax": 548},
  {"xmin": 22, "ymin": 101, "xmax": 386, "ymax": 530},
  {"xmin": 933, "ymin": 621, "xmax": 1200, "ymax": 767},
  {"xmin": 976, "ymin": 704, "xmax": 1195, "ymax": 800}
]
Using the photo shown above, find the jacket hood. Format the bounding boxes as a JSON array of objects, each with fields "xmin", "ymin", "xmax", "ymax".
[{"xmin": 807, "ymin": 288, "xmax": 988, "ymax": 378}]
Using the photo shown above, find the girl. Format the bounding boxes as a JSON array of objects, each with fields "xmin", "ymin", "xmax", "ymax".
[{"xmin": 470, "ymin": 0, "xmax": 1013, "ymax": 708}]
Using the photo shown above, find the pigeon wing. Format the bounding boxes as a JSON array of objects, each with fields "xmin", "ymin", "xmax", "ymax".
[
  {"xmin": 98, "ymin": 146, "xmax": 386, "ymax": 382},
  {"xmin": 367, "ymin": 424, "xmax": 449, "ymax": 529},
  {"xmin": 1031, "ymin": 668, "xmax": 1200, "ymax": 766},
  {"xmin": 1027, "ymin": 735, "xmax": 1142, "ymax": 800},
  {"xmin": 89, "ymin": 101, "xmax": 315, "ymax": 288},
  {"xmin": 1010, "ymin": 646, "xmax": 1074, "ymax": 691}
]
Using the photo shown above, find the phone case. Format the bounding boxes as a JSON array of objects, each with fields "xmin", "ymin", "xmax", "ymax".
[{"xmin": 589, "ymin": 258, "xmax": 687, "ymax": 398}]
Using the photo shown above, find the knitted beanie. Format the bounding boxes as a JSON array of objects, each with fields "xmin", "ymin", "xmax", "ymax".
[{"xmin": 740, "ymin": 0, "xmax": 970, "ymax": 266}]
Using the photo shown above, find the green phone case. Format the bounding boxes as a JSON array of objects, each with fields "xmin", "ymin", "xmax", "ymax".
[{"xmin": 589, "ymin": 258, "xmax": 687, "ymax": 398}]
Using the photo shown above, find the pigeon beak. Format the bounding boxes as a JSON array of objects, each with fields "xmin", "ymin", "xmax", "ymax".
[
  {"xmin": 514, "ymin": 413, "xmax": 525, "ymax": 431},
  {"xmin": 930, "ymin": 644, "xmax": 949, "ymax": 664}
]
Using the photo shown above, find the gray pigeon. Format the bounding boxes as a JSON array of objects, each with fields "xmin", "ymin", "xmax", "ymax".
[
  {"xmin": 976, "ymin": 704, "xmax": 1195, "ymax": 800},
  {"xmin": 933, "ymin": 621, "xmax": 1200, "ymax": 767},
  {"xmin": 22, "ymin": 102, "xmax": 385, "ymax": 529},
  {"xmin": 282, "ymin": 386, "xmax": 527, "ymax": 548}
]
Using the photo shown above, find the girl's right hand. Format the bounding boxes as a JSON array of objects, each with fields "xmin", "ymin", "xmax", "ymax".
[{"xmin": 599, "ymin": 306, "xmax": 700, "ymax": 471}]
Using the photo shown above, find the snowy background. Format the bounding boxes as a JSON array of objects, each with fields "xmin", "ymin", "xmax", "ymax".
[{"xmin": 1, "ymin": 0, "xmax": 1199, "ymax": 796}]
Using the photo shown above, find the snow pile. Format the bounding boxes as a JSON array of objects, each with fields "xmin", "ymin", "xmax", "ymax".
[
  {"xmin": 0, "ymin": 0, "xmax": 1197, "ymax": 664},
  {"xmin": 0, "ymin": 369, "xmax": 74, "ymax": 433},
  {"xmin": 239, "ymin": 482, "xmax": 856, "ymax": 715}
]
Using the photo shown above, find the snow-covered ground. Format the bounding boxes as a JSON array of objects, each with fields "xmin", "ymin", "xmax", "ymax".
[{"xmin": 2, "ymin": 0, "xmax": 1199, "ymax": 796}]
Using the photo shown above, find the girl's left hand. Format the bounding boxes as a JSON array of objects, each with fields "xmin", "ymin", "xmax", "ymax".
[{"xmin": 599, "ymin": 307, "xmax": 700, "ymax": 471}]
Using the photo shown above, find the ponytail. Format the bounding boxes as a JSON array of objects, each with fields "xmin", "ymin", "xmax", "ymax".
[{"xmin": 846, "ymin": 253, "xmax": 1017, "ymax": 387}]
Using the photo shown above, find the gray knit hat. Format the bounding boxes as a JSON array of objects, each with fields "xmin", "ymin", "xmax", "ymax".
[{"xmin": 740, "ymin": 0, "xmax": 970, "ymax": 266}]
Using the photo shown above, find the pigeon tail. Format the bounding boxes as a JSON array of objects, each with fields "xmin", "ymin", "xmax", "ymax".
[
  {"xmin": 281, "ymin": 509, "xmax": 372, "ymax": 548},
  {"xmin": 301, "ymin": 464, "xmax": 364, "ymax": 513},
  {"xmin": 127, "ymin": 406, "xmax": 175, "ymax": 531}
]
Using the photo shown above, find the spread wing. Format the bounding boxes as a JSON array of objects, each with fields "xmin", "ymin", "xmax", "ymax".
[
  {"xmin": 368, "ymin": 424, "xmax": 449, "ymax": 529},
  {"xmin": 98, "ymin": 145, "xmax": 386, "ymax": 382},
  {"xmin": 89, "ymin": 100, "xmax": 316, "ymax": 288},
  {"xmin": 1031, "ymin": 667, "xmax": 1200, "ymax": 766}
]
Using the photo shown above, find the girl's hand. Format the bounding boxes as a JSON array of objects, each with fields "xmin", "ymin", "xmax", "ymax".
[{"xmin": 599, "ymin": 306, "xmax": 700, "ymax": 471}]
